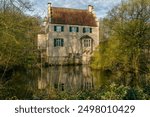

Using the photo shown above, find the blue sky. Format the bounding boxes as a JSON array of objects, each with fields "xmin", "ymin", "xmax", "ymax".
[{"xmin": 30, "ymin": 0, "xmax": 124, "ymax": 18}]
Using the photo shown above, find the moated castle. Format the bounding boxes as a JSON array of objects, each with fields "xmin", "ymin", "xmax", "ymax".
[{"xmin": 37, "ymin": 3, "xmax": 99, "ymax": 65}]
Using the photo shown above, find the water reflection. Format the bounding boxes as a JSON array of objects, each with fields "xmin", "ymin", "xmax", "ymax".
[
  {"xmin": 38, "ymin": 66, "xmax": 111, "ymax": 92},
  {"xmin": 0, "ymin": 65, "xmax": 112, "ymax": 99}
]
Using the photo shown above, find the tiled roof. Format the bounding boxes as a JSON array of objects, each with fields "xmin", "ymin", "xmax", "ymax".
[{"xmin": 51, "ymin": 7, "xmax": 97, "ymax": 27}]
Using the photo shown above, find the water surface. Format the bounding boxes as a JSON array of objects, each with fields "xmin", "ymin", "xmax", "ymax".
[{"xmin": 1, "ymin": 65, "xmax": 114, "ymax": 99}]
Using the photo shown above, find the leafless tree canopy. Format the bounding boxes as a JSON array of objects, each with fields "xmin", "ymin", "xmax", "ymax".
[{"xmin": 0, "ymin": 0, "xmax": 33, "ymax": 12}]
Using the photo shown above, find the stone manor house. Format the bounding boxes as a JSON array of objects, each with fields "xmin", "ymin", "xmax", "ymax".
[{"xmin": 37, "ymin": 3, "xmax": 99, "ymax": 65}]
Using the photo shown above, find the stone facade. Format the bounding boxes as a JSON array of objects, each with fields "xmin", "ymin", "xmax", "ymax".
[{"xmin": 37, "ymin": 3, "xmax": 99, "ymax": 65}]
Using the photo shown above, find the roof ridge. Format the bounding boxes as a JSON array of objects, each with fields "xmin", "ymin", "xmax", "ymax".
[{"xmin": 52, "ymin": 7, "xmax": 87, "ymax": 11}]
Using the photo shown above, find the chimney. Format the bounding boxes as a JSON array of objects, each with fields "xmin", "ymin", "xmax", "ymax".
[
  {"xmin": 48, "ymin": 3, "xmax": 52, "ymax": 18},
  {"xmin": 88, "ymin": 5, "xmax": 93, "ymax": 13}
]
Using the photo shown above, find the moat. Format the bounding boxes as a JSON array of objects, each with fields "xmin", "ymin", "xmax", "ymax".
[
  {"xmin": 0, "ymin": 65, "xmax": 114, "ymax": 99},
  {"xmin": 1, "ymin": 65, "xmax": 149, "ymax": 100}
]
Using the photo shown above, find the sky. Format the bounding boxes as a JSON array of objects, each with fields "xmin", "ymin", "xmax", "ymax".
[{"xmin": 30, "ymin": 0, "xmax": 124, "ymax": 18}]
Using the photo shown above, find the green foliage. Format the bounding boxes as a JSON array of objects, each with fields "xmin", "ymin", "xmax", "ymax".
[
  {"xmin": 0, "ymin": 10, "xmax": 40, "ymax": 71},
  {"xmin": 90, "ymin": 0, "xmax": 150, "ymax": 100},
  {"xmin": 100, "ymin": 83, "xmax": 128, "ymax": 100},
  {"xmin": 29, "ymin": 83, "xmax": 150, "ymax": 100},
  {"xmin": 91, "ymin": 0, "xmax": 150, "ymax": 76},
  {"xmin": 124, "ymin": 87, "xmax": 149, "ymax": 100}
]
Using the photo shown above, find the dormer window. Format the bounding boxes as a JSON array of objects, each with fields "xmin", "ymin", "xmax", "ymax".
[
  {"xmin": 54, "ymin": 26, "xmax": 64, "ymax": 32},
  {"xmin": 83, "ymin": 27, "xmax": 92, "ymax": 33},
  {"xmin": 69, "ymin": 26, "xmax": 79, "ymax": 32}
]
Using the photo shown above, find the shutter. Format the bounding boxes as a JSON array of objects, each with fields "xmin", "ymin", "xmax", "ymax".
[
  {"xmin": 61, "ymin": 26, "xmax": 64, "ymax": 32},
  {"xmin": 90, "ymin": 28, "xmax": 92, "ymax": 33},
  {"xmin": 77, "ymin": 27, "xmax": 79, "ymax": 32},
  {"xmin": 61, "ymin": 39, "xmax": 64, "ymax": 47},
  {"xmin": 54, "ymin": 26, "xmax": 56, "ymax": 31},
  {"xmin": 69, "ymin": 27, "xmax": 72, "ymax": 32},
  {"xmin": 83, "ymin": 27, "xmax": 85, "ymax": 33},
  {"xmin": 54, "ymin": 39, "xmax": 56, "ymax": 47}
]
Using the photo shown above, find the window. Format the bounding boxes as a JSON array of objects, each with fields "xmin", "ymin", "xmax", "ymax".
[
  {"xmin": 83, "ymin": 27, "xmax": 92, "ymax": 33},
  {"xmin": 54, "ymin": 26, "xmax": 64, "ymax": 32},
  {"xmin": 69, "ymin": 26, "xmax": 79, "ymax": 32},
  {"xmin": 54, "ymin": 38, "xmax": 64, "ymax": 47},
  {"xmin": 83, "ymin": 39, "xmax": 91, "ymax": 47}
]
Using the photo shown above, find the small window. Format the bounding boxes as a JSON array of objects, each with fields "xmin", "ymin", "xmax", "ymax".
[
  {"xmin": 83, "ymin": 27, "xmax": 92, "ymax": 33},
  {"xmin": 69, "ymin": 26, "xmax": 79, "ymax": 32},
  {"xmin": 54, "ymin": 38, "xmax": 64, "ymax": 47},
  {"xmin": 83, "ymin": 39, "xmax": 91, "ymax": 47},
  {"xmin": 54, "ymin": 26, "xmax": 64, "ymax": 32}
]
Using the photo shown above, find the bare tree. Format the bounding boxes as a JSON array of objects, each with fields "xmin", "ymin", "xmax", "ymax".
[{"xmin": 0, "ymin": 0, "xmax": 33, "ymax": 13}]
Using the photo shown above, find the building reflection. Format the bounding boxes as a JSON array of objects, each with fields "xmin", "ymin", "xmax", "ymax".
[{"xmin": 38, "ymin": 66, "xmax": 96, "ymax": 92}]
